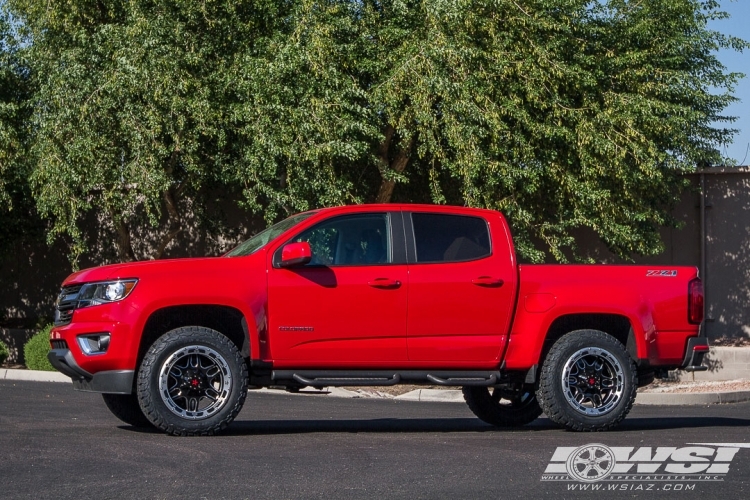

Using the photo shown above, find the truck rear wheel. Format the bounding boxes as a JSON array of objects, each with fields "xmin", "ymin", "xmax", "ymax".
[
  {"xmin": 136, "ymin": 326, "xmax": 248, "ymax": 436},
  {"xmin": 536, "ymin": 329, "xmax": 637, "ymax": 431},
  {"xmin": 102, "ymin": 393, "xmax": 154, "ymax": 428},
  {"xmin": 462, "ymin": 384, "xmax": 542, "ymax": 427}
]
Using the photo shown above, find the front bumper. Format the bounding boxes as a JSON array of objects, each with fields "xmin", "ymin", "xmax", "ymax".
[{"xmin": 48, "ymin": 349, "xmax": 134, "ymax": 394}]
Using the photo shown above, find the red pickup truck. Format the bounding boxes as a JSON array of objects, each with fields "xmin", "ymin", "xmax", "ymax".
[{"xmin": 48, "ymin": 204, "xmax": 707, "ymax": 435}]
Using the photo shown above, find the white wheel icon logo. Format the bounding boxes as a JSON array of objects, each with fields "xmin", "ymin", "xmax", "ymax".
[{"xmin": 566, "ymin": 444, "xmax": 616, "ymax": 482}]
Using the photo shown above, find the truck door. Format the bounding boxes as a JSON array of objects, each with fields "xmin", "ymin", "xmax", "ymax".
[
  {"xmin": 267, "ymin": 211, "xmax": 408, "ymax": 365},
  {"xmin": 405, "ymin": 211, "xmax": 517, "ymax": 364}
]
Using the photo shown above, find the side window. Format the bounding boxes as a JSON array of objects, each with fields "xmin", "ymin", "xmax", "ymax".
[
  {"xmin": 411, "ymin": 213, "xmax": 491, "ymax": 263},
  {"xmin": 292, "ymin": 213, "xmax": 391, "ymax": 266}
]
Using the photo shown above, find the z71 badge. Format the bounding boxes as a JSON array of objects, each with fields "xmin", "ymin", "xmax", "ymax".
[{"xmin": 646, "ymin": 270, "xmax": 678, "ymax": 277}]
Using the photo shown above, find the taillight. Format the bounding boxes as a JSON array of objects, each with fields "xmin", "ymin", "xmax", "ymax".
[{"xmin": 688, "ymin": 278, "xmax": 704, "ymax": 325}]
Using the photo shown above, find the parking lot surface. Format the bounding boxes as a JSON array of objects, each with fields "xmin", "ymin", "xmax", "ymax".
[{"xmin": 1, "ymin": 381, "xmax": 749, "ymax": 499}]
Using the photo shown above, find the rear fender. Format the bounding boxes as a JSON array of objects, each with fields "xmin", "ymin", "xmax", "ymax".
[{"xmin": 504, "ymin": 306, "xmax": 651, "ymax": 370}]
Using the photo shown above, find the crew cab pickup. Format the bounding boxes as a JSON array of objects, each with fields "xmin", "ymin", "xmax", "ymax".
[{"xmin": 48, "ymin": 204, "xmax": 707, "ymax": 435}]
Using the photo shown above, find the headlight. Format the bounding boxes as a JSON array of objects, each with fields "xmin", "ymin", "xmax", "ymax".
[{"xmin": 77, "ymin": 280, "xmax": 138, "ymax": 308}]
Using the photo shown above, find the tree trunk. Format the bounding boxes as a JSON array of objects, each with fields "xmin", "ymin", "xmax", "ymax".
[
  {"xmin": 153, "ymin": 187, "xmax": 183, "ymax": 260},
  {"xmin": 376, "ymin": 133, "xmax": 414, "ymax": 204},
  {"xmin": 151, "ymin": 140, "xmax": 185, "ymax": 260},
  {"xmin": 114, "ymin": 218, "xmax": 137, "ymax": 262}
]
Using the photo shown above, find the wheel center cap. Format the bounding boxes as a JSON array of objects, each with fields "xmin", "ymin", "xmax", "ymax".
[
  {"xmin": 191, "ymin": 378, "xmax": 200, "ymax": 388},
  {"xmin": 588, "ymin": 377, "xmax": 597, "ymax": 386}
]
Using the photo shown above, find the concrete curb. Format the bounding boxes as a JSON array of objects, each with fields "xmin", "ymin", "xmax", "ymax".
[
  {"xmin": 2, "ymin": 368, "xmax": 71, "ymax": 383},
  {"xmin": 636, "ymin": 390, "xmax": 750, "ymax": 405},
  {"xmin": 4, "ymin": 368, "xmax": 749, "ymax": 406},
  {"xmin": 395, "ymin": 389, "xmax": 465, "ymax": 403},
  {"xmin": 254, "ymin": 387, "xmax": 359, "ymax": 399}
]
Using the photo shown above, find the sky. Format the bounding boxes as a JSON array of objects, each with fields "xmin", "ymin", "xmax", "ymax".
[{"xmin": 711, "ymin": 1, "xmax": 750, "ymax": 165}]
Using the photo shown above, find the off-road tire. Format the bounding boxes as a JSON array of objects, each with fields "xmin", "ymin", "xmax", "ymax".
[
  {"xmin": 463, "ymin": 385, "xmax": 542, "ymax": 427},
  {"xmin": 102, "ymin": 393, "xmax": 154, "ymax": 428},
  {"xmin": 137, "ymin": 326, "xmax": 248, "ymax": 436},
  {"xmin": 536, "ymin": 329, "xmax": 637, "ymax": 431}
]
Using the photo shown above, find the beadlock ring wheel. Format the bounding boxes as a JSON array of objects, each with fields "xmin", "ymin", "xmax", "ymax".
[
  {"xmin": 158, "ymin": 345, "xmax": 232, "ymax": 421},
  {"xmin": 561, "ymin": 346, "xmax": 625, "ymax": 416}
]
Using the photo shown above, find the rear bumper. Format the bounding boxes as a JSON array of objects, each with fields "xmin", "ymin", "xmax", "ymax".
[
  {"xmin": 48, "ymin": 349, "xmax": 134, "ymax": 394},
  {"xmin": 680, "ymin": 337, "xmax": 709, "ymax": 372}
]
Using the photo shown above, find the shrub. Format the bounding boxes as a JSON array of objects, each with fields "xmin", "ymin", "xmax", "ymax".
[
  {"xmin": 24, "ymin": 325, "xmax": 55, "ymax": 371},
  {"xmin": 0, "ymin": 340, "xmax": 9, "ymax": 365}
]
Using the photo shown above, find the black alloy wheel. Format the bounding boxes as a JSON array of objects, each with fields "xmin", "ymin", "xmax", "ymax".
[
  {"xmin": 137, "ymin": 326, "xmax": 248, "ymax": 436},
  {"xmin": 536, "ymin": 329, "xmax": 637, "ymax": 431}
]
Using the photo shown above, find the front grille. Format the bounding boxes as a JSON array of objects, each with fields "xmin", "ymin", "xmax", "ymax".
[
  {"xmin": 54, "ymin": 284, "xmax": 82, "ymax": 326},
  {"xmin": 51, "ymin": 339, "xmax": 68, "ymax": 350}
]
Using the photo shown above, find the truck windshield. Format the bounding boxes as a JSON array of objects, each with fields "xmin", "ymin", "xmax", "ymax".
[{"xmin": 226, "ymin": 212, "xmax": 316, "ymax": 257}]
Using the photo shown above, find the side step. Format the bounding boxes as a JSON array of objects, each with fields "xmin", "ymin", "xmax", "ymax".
[{"xmin": 272, "ymin": 370, "xmax": 504, "ymax": 388}]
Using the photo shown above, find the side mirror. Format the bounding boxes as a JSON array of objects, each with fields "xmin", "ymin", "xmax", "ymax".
[{"xmin": 280, "ymin": 242, "xmax": 312, "ymax": 268}]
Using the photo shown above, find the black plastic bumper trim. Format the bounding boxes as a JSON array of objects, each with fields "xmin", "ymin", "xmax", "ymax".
[
  {"xmin": 47, "ymin": 348, "xmax": 134, "ymax": 393},
  {"xmin": 73, "ymin": 370, "xmax": 135, "ymax": 394},
  {"xmin": 47, "ymin": 349, "xmax": 92, "ymax": 380},
  {"xmin": 681, "ymin": 337, "xmax": 709, "ymax": 372}
]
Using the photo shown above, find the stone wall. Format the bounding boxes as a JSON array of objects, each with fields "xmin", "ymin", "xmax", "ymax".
[
  {"xmin": 2, "ymin": 169, "xmax": 749, "ymax": 343},
  {"xmin": 0, "ymin": 328, "xmax": 35, "ymax": 364},
  {"xmin": 575, "ymin": 168, "xmax": 750, "ymax": 342}
]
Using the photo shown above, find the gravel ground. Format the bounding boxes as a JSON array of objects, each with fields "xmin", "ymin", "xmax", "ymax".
[
  {"xmin": 323, "ymin": 377, "xmax": 750, "ymax": 399},
  {"xmin": 641, "ymin": 378, "xmax": 750, "ymax": 394},
  {"xmin": 354, "ymin": 376, "xmax": 750, "ymax": 397}
]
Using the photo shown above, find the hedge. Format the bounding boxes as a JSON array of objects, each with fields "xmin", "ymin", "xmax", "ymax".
[
  {"xmin": 0, "ymin": 340, "xmax": 8, "ymax": 365},
  {"xmin": 24, "ymin": 325, "xmax": 55, "ymax": 371}
]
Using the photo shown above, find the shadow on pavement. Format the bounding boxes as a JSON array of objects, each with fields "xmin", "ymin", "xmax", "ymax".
[
  {"xmin": 615, "ymin": 416, "xmax": 750, "ymax": 432},
  {"xmin": 223, "ymin": 418, "xmax": 555, "ymax": 435},
  {"xmin": 118, "ymin": 417, "xmax": 557, "ymax": 435},
  {"xmin": 117, "ymin": 416, "xmax": 750, "ymax": 436}
]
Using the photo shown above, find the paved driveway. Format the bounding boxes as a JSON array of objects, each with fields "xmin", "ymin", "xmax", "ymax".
[{"xmin": 1, "ymin": 381, "xmax": 749, "ymax": 499}]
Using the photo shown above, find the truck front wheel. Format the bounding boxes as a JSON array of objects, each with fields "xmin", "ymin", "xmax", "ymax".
[
  {"xmin": 462, "ymin": 384, "xmax": 542, "ymax": 427},
  {"xmin": 537, "ymin": 329, "xmax": 637, "ymax": 431},
  {"xmin": 136, "ymin": 326, "xmax": 248, "ymax": 436}
]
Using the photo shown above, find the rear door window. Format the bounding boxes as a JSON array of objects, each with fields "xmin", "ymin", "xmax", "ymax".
[{"xmin": 411, "ymin": 213, "xmax": 491, "ymax": 263}]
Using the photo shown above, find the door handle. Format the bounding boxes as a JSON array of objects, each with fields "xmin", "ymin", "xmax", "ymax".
[
  {"xmin": 471, "ymin": 276, "xmax": 504, "ymax": 287},
  {"xmin": 368, "ymin": 278, "xmax": 402, "ymax": 289}
]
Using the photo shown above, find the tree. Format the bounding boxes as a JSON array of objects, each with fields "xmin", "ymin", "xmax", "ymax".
[
  {"xmin": 4, "ymin": 0, "xmax": 747, "ymax": 265},
  {"xmin": 228, "ymin": 0, "xmax": 747, "ymax": 262},
  {"xmin": 5, "ymin": 1, "xmax": 283, "ymax": 263}
]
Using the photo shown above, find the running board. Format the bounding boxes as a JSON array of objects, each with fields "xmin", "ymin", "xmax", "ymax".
[{"xmin": 272, "ymin": 370, "xmax": 504, "ymax": 388}]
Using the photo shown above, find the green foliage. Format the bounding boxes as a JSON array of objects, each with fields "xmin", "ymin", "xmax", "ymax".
[
  {"xmin": 229, "ymin": 0, "xmax": 746, "ymax": 262},
  {"xmin": 2, "ymin": 0, "xmax": 747, "ymax": 263},
  {"xmin": 0, "ymin": 339, "xmax": 9, "ymax": 365},
  {"xmin": 23, "ymin": 325, "xmax": 54, "ymax": 371},
  {"xmin": 0, "ymin": 8, "xmax": 45, "ymax": 256},
  {"xmin": 0, "ymin": 9, "xmax": 31, "ymax": 208}
]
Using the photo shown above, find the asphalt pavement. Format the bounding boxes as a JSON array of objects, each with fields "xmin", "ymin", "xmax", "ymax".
[{"xmin": 1, "ymin": 380, "xmax": 749, "ymax": 499}]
